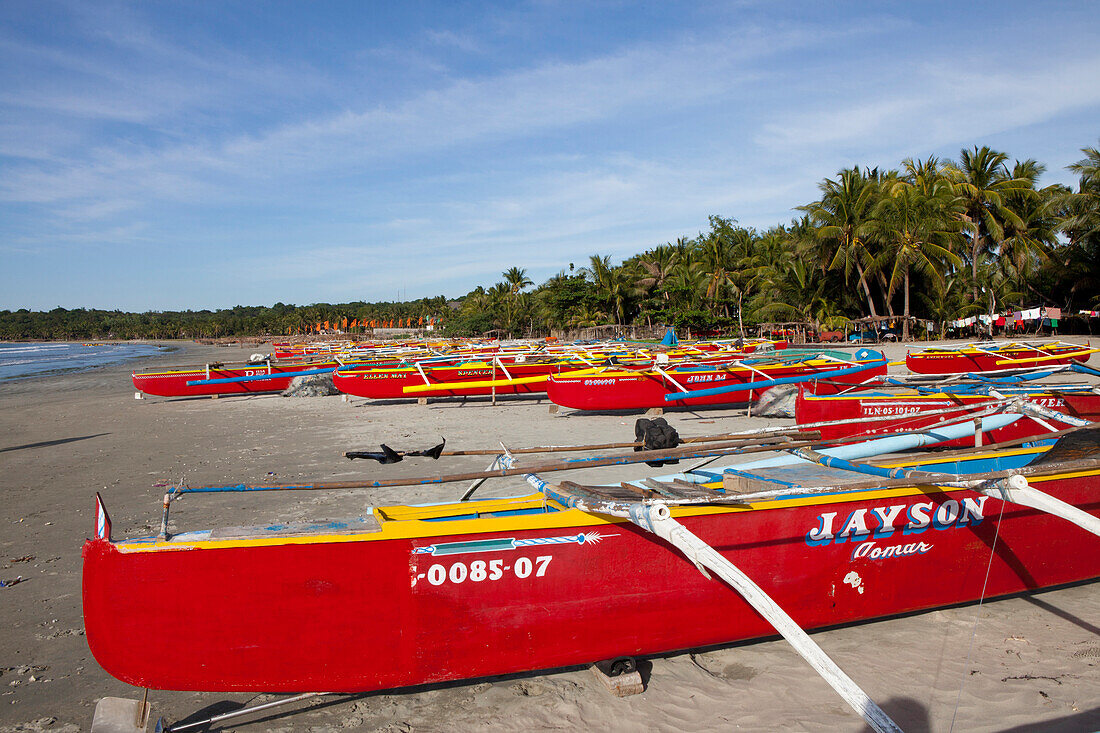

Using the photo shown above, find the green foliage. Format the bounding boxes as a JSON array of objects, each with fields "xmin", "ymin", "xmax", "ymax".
[{"xmin": 8, "ymin": 141, "xmax": 1099, "ymax": 340}]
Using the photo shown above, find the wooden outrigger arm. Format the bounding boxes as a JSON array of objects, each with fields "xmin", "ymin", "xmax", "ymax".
[
  {"xmin": 784, "ymin": 443, "xmax": 1100, "ymax": 540},
  {"xmin": 500, "ymin": 452, "xmax": 904, "ymax": 733}
]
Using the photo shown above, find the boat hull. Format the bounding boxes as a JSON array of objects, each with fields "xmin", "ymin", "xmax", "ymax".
[
  {"xmin": 82, "ymin": 473, "xmax": 1100, "ymax": 693},
  {"xmin": 796, "ymin": 389, "xmax": 1100, "ymax": 446},
  {"xmin": 131, "ymin": 361, "xmax": 339, "ymax": 397},
  {"xmin": 332, "ymin": 361, "xmax": 571, "ymax": 399},
  {"xmin": 905, "ymin": 344, "xmax": 1090, "ymax": 374},
  {"xmin": 546, "ymin": 359, "xmax": 887, "ymax": 411}
]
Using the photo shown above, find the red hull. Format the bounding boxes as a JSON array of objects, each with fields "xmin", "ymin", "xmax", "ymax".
[
  {"xmin": 331, "ymin": 351, "xmax": 754, "ymax": 399},
  {"xmin": 546, "ymin": 360, "xmax": 888, "ymax": 410},
  {"xmin": 906, "ymin": 344, "xmax": 1090, "ymax": 374},
  {"xmin": 132, "ymin": 361, "xmax": 339, "ymax": 397},
  {"xmin": 82, "ymin": 475, "xmax": 1100, "ymax": 693},
  {"xmin": 332, "ymin": 360, "xmax": 575, "ymax": 399},
  {"xmin": 795, "ymin": 389, "xmax": 1100, "ymax": 446}
]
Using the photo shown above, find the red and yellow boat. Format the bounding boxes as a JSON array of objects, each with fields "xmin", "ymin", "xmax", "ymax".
[
  {"xmin": 796, "ymin": 386, "xmax": 1100, "ymax": 447},
  {"xmin": 905, "ymin": 341, "xmax": 1093, "ymax": 375},
  {"xmin": 546, "ymin": 350, "xmax": 888, "ymax": 411},
  {"xmin": 131, "ymin": 358, "xmax": 341, "ymax": 398},
  {"xmin": 82, "ymin": 436, "xmax": 1100, "ymax": 694}
]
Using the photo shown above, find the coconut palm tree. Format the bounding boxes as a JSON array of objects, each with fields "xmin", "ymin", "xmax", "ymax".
[
  {"xmin": 633, "ymin": 244, "xmax": 679, "ymax": 301},
  {"xmin": 800, "ymin": 167, "xmax": 881, "ymax": 318},
  {"xmin": 583, "ymin": 254, "xmax": 635, "ymax": 324},
  {"xmin": 999, "ymin": 160, "xmax": 1058, "ymax": 298},
  {"xmin": 1062, "ymin": 142, "xmax": 1100, "ymax": 245},
  {"xmin": 1055, "ymin": 141, "xmax": 1100, "ymax": 308},
  {"xmin": 502, "ymin": 267, "xmax": 533, "ymax": 296},
  {"xmin": 866, "ymin": 185, "xmax": 963, "ymax": 339},
  {"xmin": 943, "ymin": 146, "xmax": 1030, "ymax": 302}
]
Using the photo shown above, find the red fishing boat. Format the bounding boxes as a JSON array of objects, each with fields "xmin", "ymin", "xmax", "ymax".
[
  {"xmin": 331, "ymin": 347, "xmax": 760, "ymax": 400},
  {"xmin": 82, "ymin": 434, "xmax": 1100, "ymax": 695},
  {"xmin": 905, "ymin": 341, "xmax": 1093, "ymax": 374},
  {"xmin": 332, "ymin": 356, "xmax": 606, "ymax": 399},
  {"xmin": 546, "ymin": 350, "xmax": 887, "ymax": 411},
  {"xmin": 795, "ymin": 386, "xmax": 1100, "ymax": 447},
  {"xmin": 131, "ymin": 359, "xmax": 341, "ymax": 397}
]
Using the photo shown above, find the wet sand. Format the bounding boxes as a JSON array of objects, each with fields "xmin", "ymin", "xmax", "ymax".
[{"xmin": 0, "ymin": 340, "xmax": 1097, "ymax": 732}]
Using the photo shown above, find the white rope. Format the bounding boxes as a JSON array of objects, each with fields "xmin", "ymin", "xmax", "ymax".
[
  {"xmin": 948, "ymin": 498, "xmax": 1005, "ymax": 733},
  {"xmin": 640, "ymin": 504, "xmax": 903, "ymax": 733}
]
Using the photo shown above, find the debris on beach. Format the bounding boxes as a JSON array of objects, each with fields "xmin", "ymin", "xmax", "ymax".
[
  {"xmin": 754, "ymin": 384, "xmax": 798, "ymax": 418},
  {"xmin": 282, "ymin": 373, "xmax": 339, "ymax": 397}
]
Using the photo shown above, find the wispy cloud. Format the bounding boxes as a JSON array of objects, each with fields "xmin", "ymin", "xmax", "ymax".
[
  {"xmin": 757, "ymin": 51, "xmax": 1100, "ymax": 156},
  {"xmin": 424, "ymin": 29, "xmax": 484, "ymax": 54},
  {"xmin": 2, "ymin": 2, "xmax": 1098, "ymax": 309}
]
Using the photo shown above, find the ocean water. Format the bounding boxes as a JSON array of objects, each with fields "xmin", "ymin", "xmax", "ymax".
[{"xmin": 0, "ymin": 342, "xmax": 170, "ymax": 381}]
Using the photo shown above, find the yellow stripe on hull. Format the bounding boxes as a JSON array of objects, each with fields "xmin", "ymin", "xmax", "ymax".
[{"xmin": 402, "ymin": 367, "xmax": 601, "ymax": 394}]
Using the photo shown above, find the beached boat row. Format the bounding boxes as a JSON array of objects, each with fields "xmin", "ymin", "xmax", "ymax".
[
  {"xmin": 132, "ymin": 339, "xmax": 1094, "ymax": 416},
  {"xmin": 90, "ymin": 334, "xmax": 1100, "ymax": 731}
]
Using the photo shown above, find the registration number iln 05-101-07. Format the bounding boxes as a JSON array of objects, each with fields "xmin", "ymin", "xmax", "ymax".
[{"xmin": 419, "ymin": 556, "xmax": 553, "ymax": 586}]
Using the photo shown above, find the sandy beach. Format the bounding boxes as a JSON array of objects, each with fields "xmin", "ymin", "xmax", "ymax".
[{"xmin": 0, "ymin": 340, "xmax": 1097, "ymax": 732}]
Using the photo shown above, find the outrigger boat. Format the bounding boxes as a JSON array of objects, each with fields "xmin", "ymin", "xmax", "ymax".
[
  {"xmin": 905, "ymin": 341, "xmax": 1094, "ymax": 375},
  {"xmin": 332, "ymin": 355, "xmax": 599, "ymax": 399},
  {"xmin": 131, "ymin": 358, "xmax": 341, "ymax": 398},
  {"xmin": 82, "ymin": 411, "xmax": 1100, "ymax": 733},
  {"xmin": 796, "ymin": 384, "xmax": 1100, "ymax": 447},
  {"xmin": 545, "ymin": 349, "xmax": 887, "ymax": 411},
  {"xmin": 331, "ymin": 345, "xmax": 764, "ymax": 400}
]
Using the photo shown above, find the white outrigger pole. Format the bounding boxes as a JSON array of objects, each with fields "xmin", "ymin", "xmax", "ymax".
[
  {"xmin": 779, "ymin": 401, "xmax": 1100, "ymax": 540},
  {"xmin": 500, "ymin": 453, "xmax": 904, "ymax": 733}
]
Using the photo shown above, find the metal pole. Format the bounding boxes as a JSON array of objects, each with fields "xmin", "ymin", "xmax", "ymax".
[{"xmin": 166, "ymin": 692, "xmax": 331, "ymax": 732}]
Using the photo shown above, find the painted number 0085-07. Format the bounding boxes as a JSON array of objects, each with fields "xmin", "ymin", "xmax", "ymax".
[{"xmin": 424, "ymin": 556, "xmax": 552, "ymax": 586}]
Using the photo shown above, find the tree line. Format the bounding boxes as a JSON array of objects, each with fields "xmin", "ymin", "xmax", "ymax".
[
  {"xmin": 0, "ymin": 299, "xmax": 450, "ymax": 341},
  {"xmin": 4, "ymin": 142, "xmax": 1098, "ymax": 342},
  {"xmin": 447, "ymin": 142, "xmax": 1100, "ymax": 340}
]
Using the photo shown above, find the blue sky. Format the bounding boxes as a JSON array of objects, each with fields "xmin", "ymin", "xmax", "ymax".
[{"xmin": 1, "ymin": 1, "xmax": 1098, "ymax": 311}]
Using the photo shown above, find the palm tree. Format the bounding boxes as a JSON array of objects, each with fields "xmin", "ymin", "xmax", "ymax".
[
  {"xmin": 699, "ymin": 232, "xmax": 735, "ymax": 316},
  {"xmin": 502, "ymin": 267, "xmax": 533, "ymax": 296},
  {"xmin": 866, "ymin": 184, "xmax": 963, "ymax": 340},
  {"xmin": 1056, "ymin": 141, "xmax": 1100, "ymax": 308},
  {"xmin": 633, "ymin": 244, "xmax": 679, "ymax": 301},
  {"xmin": 1062, "ymin": 141, "xmax": 1100, "ymax": 245},
  {"xmin": 999, "ymin": 160, "xmax": 1058, "ymax": 299},
  {"xmin": 568, "ymin": 305, "xmax": 608, "ymax": 328},
  {"xmin": 943, "ymin": 146, "xmax": 1030, "ymax": 302},
  {"xmin": 583, "ymin": 254, "xmax": 634, "ymax": 324},
  {"xmin": 800, "ymin": 168, "xmax": 880, "ymax": 318}
]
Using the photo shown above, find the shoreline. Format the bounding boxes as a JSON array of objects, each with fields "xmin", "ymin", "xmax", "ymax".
[{"xmin": 0, "ymin": 340, "xmax": 1096, "ymax": 731}]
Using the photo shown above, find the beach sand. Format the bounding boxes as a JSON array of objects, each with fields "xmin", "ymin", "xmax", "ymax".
[{"xmin": 0, "ymin": 340, "xmax": 1096, "ymax": 732}]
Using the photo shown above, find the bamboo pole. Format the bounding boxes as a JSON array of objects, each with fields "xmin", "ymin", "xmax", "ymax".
[{"xmin": 175, "ymin": 435, "xmax": 823, "ymax": 496}]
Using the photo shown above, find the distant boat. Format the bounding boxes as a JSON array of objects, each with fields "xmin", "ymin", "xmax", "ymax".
[
  {"xmin": 546, "ymin": 349, "xmax": 887, "ymax": 411},
  {"xmin": 905, "ymin": 341, "xmax": 1093, "ymax": 375},
  {"xmin": 796, "ymin": 384, "xmax": 1100, "ymax": 447},
  {"xmin": 131, "ymin": 358, "xmax": 340, "ymax": 397}
]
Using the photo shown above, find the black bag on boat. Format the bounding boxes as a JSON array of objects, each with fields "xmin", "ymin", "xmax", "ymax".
[{"xmin": 634, "ymin": 418, "xmax": 680, "ymax": 467}]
